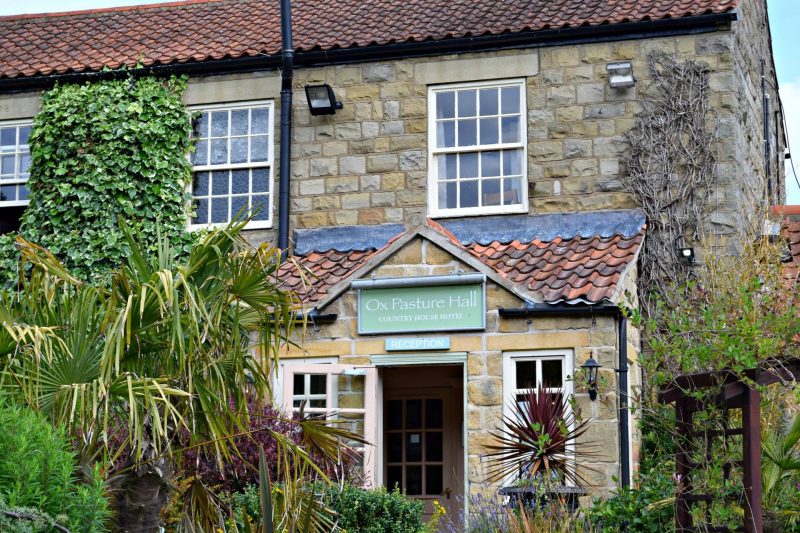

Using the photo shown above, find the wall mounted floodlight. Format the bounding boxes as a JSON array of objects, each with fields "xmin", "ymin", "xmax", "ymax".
[
  {"xmin": 606, "ymin": 61, "xmax": 636, "ymax": 88},
  {"xmin": 581, "ymin": 353, "xmax": 601, "ymax": 401},
  {"xmin": 674, "ymin": 235, "xmax": 695, "ymax": 264},
  {"xmin": 305, "ymin": 84, "xmax": 343, "ymax": 115}
]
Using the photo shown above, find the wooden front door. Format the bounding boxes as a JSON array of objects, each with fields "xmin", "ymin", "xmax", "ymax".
[{"xmin": 382, "ymin": 365, "xmax": 464, "ymax": 523}]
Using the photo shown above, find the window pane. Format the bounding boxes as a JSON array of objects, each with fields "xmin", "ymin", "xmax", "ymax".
[
  {"xmin": 426, "ymin": 465, "xmax": 443, "ymax": 496},
  {"xmin": 426, "ymin": 432, "xmax": 443, "ymax": 462},
  {"xmin": 210, "ymin": 110, "xmax": 228, "ymax": 137},
  {"xmin": 406, "ymin": 432, "xmax": 422, "ymax": 462},
  {"xmin": 231, "ymin": 196, "xmax": 247, "ymax": 220},
  {"xmin": 387, "ymin": 466, "xmax": 403, "ymax": 491},
  {"xmin": 1, "ymin": 155, "xmax": 13, "ymax": 175},
  {"xmin": 193, "ymin": 140, "xmax": 209, "ymax": 166},
  {"xmin": 481, "ymin": 151, "xmax": 501, "ymax": 177},
  {"xmin": 516, "ymin": 361, "xmax": 537, "ymax": 389},
  {"xmin": 460, "ymin": 181, "xmax": 478, "ymax": 208},
  {"xmin": 406, "ymin": 466, "xmax": 422, "ymax": 495},
  {"xmin": 252, "ymin": 168, "xmax": 269, "ymax": 193},
  {"xmin": 406, "ymin": 400, "xmax": 422, "ymax": 429},
  {"xmin": 211, "ymin": 171, "xmax": 229, "ymax": 195},
  {"xmin": 193, "ymin": 198, "xmax": 208, "ymax": 224},
  {"xmin": 501, "ymin": 86, "xmax": 521, "ymax": 114},
  {"xmin": 0, "ymin": 185, "xmax": 14, "ymax": 201},
  {"xmin": 457, "ymin": 119, "xmax": 477, "ymax": 146},
  {"xmin": 19, "ymin": 154, "xmax": 31, "ymax": 174},
  {"xmin": 210, "ymin": 138, "xmax": 228, "ymax": 164},
  {"xmin": 501, "ymin": 116, "xmax": 520, "ymax": 143},
  {"xmin": 436, "ymin": 121, "xmax": 456, "ymax": 148},
  {"xmin": 211, "ymin": 197, "xmax": 229, "ymax": 223},
  {"xmin": 426, "ymin": 399, "xmax": 443, "ymax": 429},
  {"xmin": 503, "ymin": 150, "xmax": 522, "ymax": 175},
  {"xmin": 387, "ymin": 400, "xmax": 403, "ymax": 431},
  {"xmin": 231, "ymin": 110, "xmax": 249, "ymax": 136},
  {"xmin": 457, "ymin": 89, "xmax": 477, "ymax": 117},
  {"xmin": 293, "ymin": 373, "xmax": 305, "ymax": 395},
  {"xmin": 504, "ymin": 178, "xmax": 523, "ymax": 205},
  {"xmin": 195, "ymin": 112, "xmax": 209, "ymax": 138},
  {"xmin": 193, "ymin": 172, "xmax": 210, "ymax": 196},
  {"xmin": 479, "ymin": 88, "xmax": 499, "ymax": 116},
  {"xmin": 310, "ymin": 374, "xmax": 326, "ymax": 394},
  {"xmin": 251, "ymin": 135, "xmax": 269, "ymax": 162},
  {"xmin": 231, "ymin": 169, "xmax": 249, "ymax": 194},
  {"xmin": 542, "ymin": 360, "xmax": 563, "ymax": 388},
  {"xmin": 460, "ymin": 153, "xmax": 478, "ymax": 178},
  {"xmin": 387, "ymin": 433, "xmax": 403, "ymax": 462},
  {"xmin": 438, "ymin": 182, "xmax": 457, "ymax": 210},
  {"xmin": 482, "ymin": 179, "xmax": 501, "ymax": 206},
  {"xmin": 479, "ymin": 118, "xmax": 499, "ymax": 145},
  {"xmin": 251, "ymin": 194, "xmax": 269, "ymax": 221},
  {"xmin": 251, "ymin": 108, "xmax": 269, "ymax": 134},
  {"xmin": 437, "ymin": 154, "xmax": 457, "ymax": 180},
  {"xmin": 17, "ymin": 185, "xmax": 28, "ymax": 200},
  {"xmin": 436, "ymin": 92, "xmax": 455, "ymax": 119},
  {"xmin": 309, "ymin": 399, "xmax": 326, "ymax": 408},
  {"xmin": 18, "ymin": 127, "xmax": 31, "ymax": 146},
  {"xmin": 0, "ymin": 128, "xmax": 15, "ymax": 148},
  {"xmin": 230, "ymin": 137, "xmax": 248, "ymax": 164}
]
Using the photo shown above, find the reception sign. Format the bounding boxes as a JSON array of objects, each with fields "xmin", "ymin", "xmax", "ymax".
[{"xmin": 353, "ymin": 274, "xmax": 486, "ymax": 335}]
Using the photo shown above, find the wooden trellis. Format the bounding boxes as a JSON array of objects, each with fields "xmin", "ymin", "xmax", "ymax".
[{"xmin": 660, "ymin": 360, "xmax": 800, "ymax": 533}]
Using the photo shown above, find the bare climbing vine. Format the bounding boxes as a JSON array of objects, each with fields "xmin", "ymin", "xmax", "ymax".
[{"xmin": 621, "ymin": 52, "xmax": 716, "ymax": 311}]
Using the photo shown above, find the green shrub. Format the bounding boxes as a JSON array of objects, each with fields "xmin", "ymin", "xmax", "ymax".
[
  {"xmin": 321, "ymin": 484, "xmax": 425, "ymax": 533},
  {"xmin": 0, "ymin": 401, "xmax": 110, "ymax": 532},
  {"xmin": 583, "ymin": 469, "xmax": 674, "ymax": 532}
]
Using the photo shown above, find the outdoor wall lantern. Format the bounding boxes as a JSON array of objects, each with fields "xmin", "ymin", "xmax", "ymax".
[
  {"xmin": 581, "ymin": 354, "xmax": 601, "ymax": 401},
  {"xmin": 606, "ymin": 61, "xmax": 636, "ymax": 88},
  {"xmin": 305, "ymin": 84, "xmax": 343, "ymax": 115},
  {"xmin": 674, "ymin": 235, "xmax": 695, "ymax": 264}
]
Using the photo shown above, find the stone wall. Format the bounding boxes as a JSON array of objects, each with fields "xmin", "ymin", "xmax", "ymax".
[{"xmin": 282, "ymin": 237, "xmax": 632, "ymax": 497}]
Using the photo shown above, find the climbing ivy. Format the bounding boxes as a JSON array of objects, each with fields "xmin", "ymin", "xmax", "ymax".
[{"xmin": 0, "ymin": 75, "xmax": 198, "ymax": 285}]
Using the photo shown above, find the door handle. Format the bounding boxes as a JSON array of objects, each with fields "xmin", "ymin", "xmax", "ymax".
[{"xmin": 442, "ymin": 487, "xmax": 451, "ymax": 499}]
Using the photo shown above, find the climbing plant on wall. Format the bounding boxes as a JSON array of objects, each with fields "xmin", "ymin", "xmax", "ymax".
[{"xmin": 0, "ymin": 75, "xmax": 197, "ymax": 285}]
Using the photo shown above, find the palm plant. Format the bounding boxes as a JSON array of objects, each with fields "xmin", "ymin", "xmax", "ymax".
[
  {"xmin": 762, "ymin": 413, "xmax": 800, "ymax": 528},
  {"xmin": 0, "ymin": 219, "xmax": 355, "ymax": 531},
  {"xmin": 485, "ymin": 388, "xmax": 593, "ymax": 488}
]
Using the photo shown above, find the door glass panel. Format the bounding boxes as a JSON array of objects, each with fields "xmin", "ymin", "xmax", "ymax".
[
  {"xmin": 426, "ymin": 399, "xmax": 443, "ymax": 429},
  {"xmin": 406, "ymin": 466, "xmax": 422, "ymax": 495},
  {"xmin": 387, "ymin": 466, "xmax": 402, "ymax": 491},
  {"xmin": 426, "ymin": 465, "xmax": 443, "ymax": 495},
  {"xmin": 406, "ymin": 432, "xmax": 422, "ymax": 462},
  {"xmin": 293, "ymin": 374, "xmax": 304, "ymax": 395},
  {"xmin": 426, "ymin": 432, "xmax": 443, "ymax": 462},
  {"xmin": 406, "ymin": 400, "xmax": 422, "ymax": 429},
  {"xmin": 388, "ymin": 433, "xmax": 403, "ymax": 463},
  {"xmin": 541, "ymin": 360, "xmax": 563, "ymax": 387},
  {"xmin": 387, "ymin": 400, "xmax": 403, "ymax": 430},
  {"xmin": 516, "ymin": 361, "xmax": 537, "ymax": 389}
]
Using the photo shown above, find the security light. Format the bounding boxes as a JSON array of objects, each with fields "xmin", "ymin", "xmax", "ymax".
[
  {"xmin": 580, "ymin": 354, "xmax": 601, "ymax": 401},
  {"xmin": 606, "ymin": 61, "xmax": 635, "ymax": 88},
  {"xmin": 305, "ymin": 84, "xmax": 343, "ymax": 115},
  {"xmin": 678, "ymin": 246, "xmax": 695, "ymax": 264}
]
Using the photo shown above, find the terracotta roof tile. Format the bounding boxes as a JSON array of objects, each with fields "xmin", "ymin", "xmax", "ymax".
[
  {"xmin": 0, "ymin": 0, "xmax": 738, "ymax": 80},
  {"xmin": 277, "ymin": 247, "xmax": 379, "ymax": 304},
  {"xmin": 465, "ymin": 232, "xmax": 644, "ymax": 304}
]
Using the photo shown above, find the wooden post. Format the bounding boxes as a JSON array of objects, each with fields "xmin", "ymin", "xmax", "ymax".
[
  {"xmin": 742, "ymin": 386, "xmax": 762, "ymax": 533},
  {"xmin": 675, "ymin": 398, "xmax": 693, "ymax": 532}
]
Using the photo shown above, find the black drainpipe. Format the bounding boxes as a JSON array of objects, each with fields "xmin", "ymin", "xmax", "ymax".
[
  {"xmin": 277, "ymin": 0, "xmax": 294, "ymax": 253},
  {"xmin": 499, "ymin": 304, "xmax": 631, "ymax": 488}
]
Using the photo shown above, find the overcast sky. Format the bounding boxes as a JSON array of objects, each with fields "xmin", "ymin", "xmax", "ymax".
[{"xmin": 1, "ymin": 0, "xmax": 798, "ymax": 204}]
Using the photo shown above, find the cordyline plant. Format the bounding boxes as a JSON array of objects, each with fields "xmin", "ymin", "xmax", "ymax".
[
  {"xmin": 0, "ymin": 219, "xmax": 362, "ymax": 532},
  {"xmin": 484, "ymin": 388, "xmax": 593, "ymax": 487}
]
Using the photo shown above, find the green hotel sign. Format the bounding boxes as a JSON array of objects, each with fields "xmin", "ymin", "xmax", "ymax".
[{"xmin": 352, "ymin": 274, "xmax": 486, "ymax": 335}]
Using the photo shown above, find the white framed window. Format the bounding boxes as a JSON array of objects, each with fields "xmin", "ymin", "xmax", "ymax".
[
  {"xmin": 427, "ymin": 79, "xmax": 528, "ymax": 217},
  {"xmin": 189, "ymin": 101, "xmax": 274, "ymax": 229},
  {"xmin": 501, "ymin": 350, "xmax": 576, "ymax": 483},
  {"xmin": 274, "ymin": 356, "xmax": 338, "ymax": 407},
  {"xmin": 0, "ymin": 120, "xmax": 32, "ymax": 207}
]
